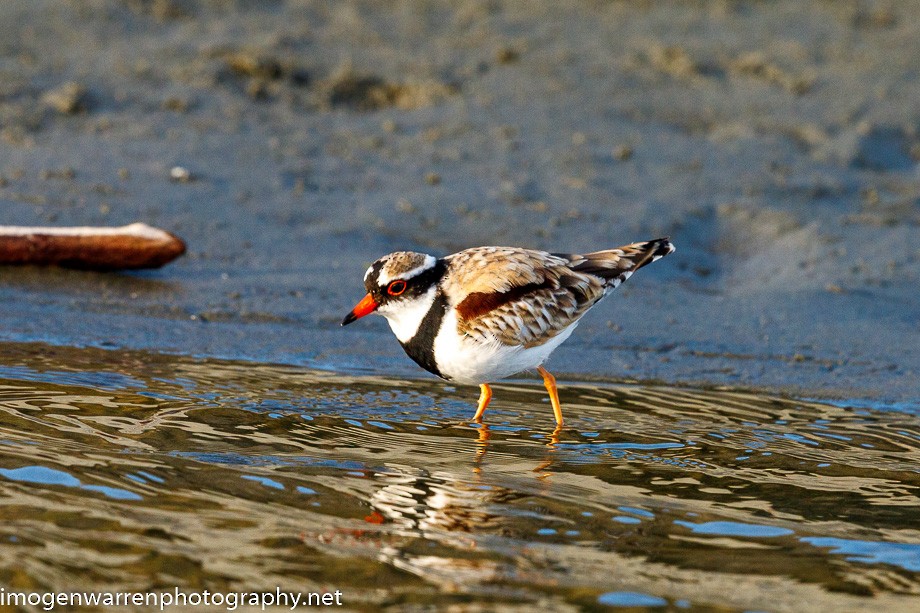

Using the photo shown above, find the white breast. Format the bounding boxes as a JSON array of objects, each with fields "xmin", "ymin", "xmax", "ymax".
[{"xmin": 432, "ymin": 308, "xmax": 577, "ymax": 385}]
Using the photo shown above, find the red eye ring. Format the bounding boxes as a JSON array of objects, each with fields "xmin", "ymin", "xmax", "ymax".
[{"xmin": 387, "ymin": 280, "xmax": 407, "ymax": 296}]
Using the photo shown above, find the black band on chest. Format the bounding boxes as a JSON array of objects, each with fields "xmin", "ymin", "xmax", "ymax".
[{"xmin": 399, "ymin": 289, "xmax": 451, "ymax": 380}]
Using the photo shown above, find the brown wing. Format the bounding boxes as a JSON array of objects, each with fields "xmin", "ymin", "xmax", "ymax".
[
  {"xmin": 444, "ymin": 247, "xmax": 605, "ymax": 348},
  {"xmin": 445, "ymin": 239, "xmax": 674, "ymax": 348}
]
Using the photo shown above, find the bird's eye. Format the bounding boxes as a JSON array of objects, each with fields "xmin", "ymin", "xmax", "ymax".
[{"xmin": 387, "ymin": 280, "xmax": 407, "ymax": 296}]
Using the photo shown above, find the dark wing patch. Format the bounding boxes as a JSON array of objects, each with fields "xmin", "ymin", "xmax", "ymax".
[
  {"xmin": 456, "ymin": 268, "xmax": 605, "ymax": 348},
  {"xmin": 455, "ymin": 279, "xmax": 554, "ymax": 321}
]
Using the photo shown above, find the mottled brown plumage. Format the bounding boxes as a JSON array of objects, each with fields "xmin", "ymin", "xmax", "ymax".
[{"xmin": 443, "ymin": 241, "xmax": 670, "ymax": 348}]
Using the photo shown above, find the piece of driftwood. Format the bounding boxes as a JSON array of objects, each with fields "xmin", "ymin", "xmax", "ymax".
[{"xmin": 0, "ymin": 223, "xmax": 186, "ymax": 270}]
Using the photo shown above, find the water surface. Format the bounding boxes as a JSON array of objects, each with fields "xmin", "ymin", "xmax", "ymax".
[{"xmin": 0, "ymin": 343, "xmax": 918, "ymax": 611}]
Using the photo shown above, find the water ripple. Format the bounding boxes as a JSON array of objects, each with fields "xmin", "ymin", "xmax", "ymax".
[{"xmin": 0, "ymin": 342, "xmax": 918, "ymax": 611}]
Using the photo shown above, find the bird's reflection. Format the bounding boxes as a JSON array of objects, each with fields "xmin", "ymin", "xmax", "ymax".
[
  {"xmin": 365, "ymin": 468, "xmax": 521, "ymax": 534},
  {"xmin": 308, "ymin": 466, "xmax": 518, "ymax": 588},
  {"xmin": 473, "ymin": 422, "xmax": 563, "ymax": 476},
  {"xmin": 547, "ymin": 424, "xmax": 562, "ymax": 448},
  {"xmin": 473, "ymin": 422, "xmax": 490, "ymax": 472},
  {"xmin": 353, "ymin": 421, "xmax": 568, "ymax": 536},
  {"xmin": 305, "ymin": 420, "xmax": 571, "ymax": 589}
]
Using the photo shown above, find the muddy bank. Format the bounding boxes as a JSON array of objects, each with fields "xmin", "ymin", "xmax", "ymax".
[{"xmin": 0, "ymin": 1, "xmax": 918, "ymax": 404}]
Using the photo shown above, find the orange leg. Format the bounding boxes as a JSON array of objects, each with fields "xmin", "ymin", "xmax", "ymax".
[
  {"xmin": 537, "ymin": 366, "xmax": 564, "ymax": 425},
  {"xmin": 472, "ymin": 383, "xmax": 492, "ymax": 421}
]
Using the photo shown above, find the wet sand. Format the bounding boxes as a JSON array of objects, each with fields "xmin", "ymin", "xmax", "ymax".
[{"xmin": 1, "ymin": 2, "xmax": 919, "ymax": 402}]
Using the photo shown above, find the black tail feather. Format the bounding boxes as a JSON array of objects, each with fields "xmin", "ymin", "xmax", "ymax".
[{"xmin": 556, "ymin": 237, "xmax": 674, "ymax": 283}]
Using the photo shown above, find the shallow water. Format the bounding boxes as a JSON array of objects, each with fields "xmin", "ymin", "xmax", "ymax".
[{"xmin": 0, "ymin": 342, "xmax": 918, "ymax": 612}]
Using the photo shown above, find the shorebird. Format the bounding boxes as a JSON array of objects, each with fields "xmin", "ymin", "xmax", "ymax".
[{"xmin": 342, "ymin": 238, "xmax": 674, "ymax": 425}]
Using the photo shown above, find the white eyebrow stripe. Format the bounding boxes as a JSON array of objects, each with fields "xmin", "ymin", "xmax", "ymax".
[
  {"xmin": 402, "ymin": 255, "xmax": 437, "ymax": 279},
  {"xmin": 378, "ymin": 254, "xmax": 436, "ymax": 284}
]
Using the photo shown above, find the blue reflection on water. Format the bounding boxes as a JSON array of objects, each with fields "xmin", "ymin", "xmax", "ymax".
[
  {"xmin": 612, "ymin": 516, "xmax": 642, "ymax": 524},
  {"xmin": 608, "ymin": 442, "xmax": 684, "ymax": 450},
  {"xmin": 618, "ymin": 506, "xmax": 654, "ymax": 518},
  {"xmin": 598, "ymin": 592, "xmax": 667, "ymax": 607},
  {"xmin": 242, "ymin": 475, "xmax": 285, "ymax": 490},
  {"xmin": 559, "ymin": 441, "xmax": 684, "ymax": 452},
  {"xmin": 170, "ymin": 451, "xmax": 368, "ymax": 471},
  {"xmin": 0, "ymin": 465, "xmax": 141, "ymax": 500},
  {"xmin": 801, "ymin": 537, "xmax": 920, "ymax": 572},
  {"xmin": 0, "ymin": 466, "xmax": 81, "ymax": 487},
  {"xmin": 489, "ymin": 425, "xmax": 528, "ymax": 432},
  {"xmin": 136, "ymin": 471, "xmax": 164, "ymax": 483},
  {"xmin": 81, "ymin": 485, "xmax": 142, "ymax": 500},
  {"xmin": 781, "ymin": 433, "xmax": 820, "ymax": 446},
  {"xmin": 0, "ymin": 366, "xmax": 146, "ymax": 391},
  {"xmin": 810, "ymin": 431, "xmax": 852, "ymax": 441},
  {"xmin": 674, "ymin": 520, "xmax": 794, "ymax": 538},
  {"xmin": 366, "ymin": 420, "xmax": 394, "ymax": 430}
]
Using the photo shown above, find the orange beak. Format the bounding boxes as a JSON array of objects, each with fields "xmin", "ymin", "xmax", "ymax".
[{"xmin": 341, "ymin": 293, "xmax": 378, "ymax": 326}]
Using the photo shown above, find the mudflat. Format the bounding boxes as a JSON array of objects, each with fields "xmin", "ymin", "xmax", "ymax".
[{"xmin": 1, "ymin": 1, "xmax": 918, "ymax": 405}]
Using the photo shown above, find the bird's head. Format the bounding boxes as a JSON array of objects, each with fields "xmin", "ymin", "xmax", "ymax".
[{"xmin": 341, "ymin": 252, "xmax": 445, "ymax": 337}]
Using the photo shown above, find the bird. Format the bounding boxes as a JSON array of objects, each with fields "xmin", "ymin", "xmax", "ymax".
[{"xmin": 341, "ymin": 238, "xmax": 674, "ymax": 425}]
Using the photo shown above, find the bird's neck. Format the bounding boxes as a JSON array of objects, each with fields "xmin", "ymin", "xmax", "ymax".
[{"xmin": 383, "ymin": 285, "xmax": 439, "ymax": 343}]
